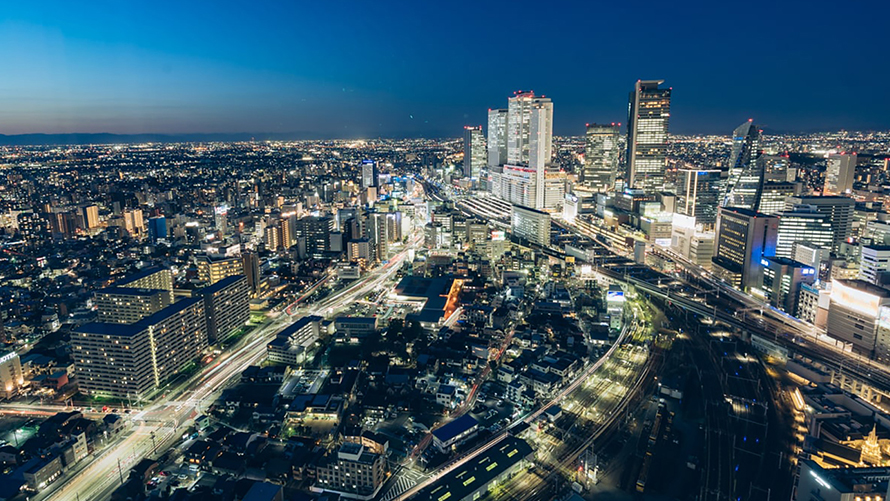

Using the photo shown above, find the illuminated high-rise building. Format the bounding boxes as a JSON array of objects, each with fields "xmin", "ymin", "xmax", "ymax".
[
  {"xmin": 463, "ymin": 126, "xmax": 486, "ymax": 179},
  {"xmin": 757, "ymin": 181, "xmax": 802, "ymax": 215},
  {"xmin": 582, "ymin": 123, "xmax": 621, "ymax": 192},
  {"xmin": 785, "ymin": 195, "xmax": 855, "ymax": 253},
  {"xmin": 82, "ymin": 205, "xmax": 100, "ymax": 229},
  {"xmin": 626, "ymin": 80, "xmax": 671, "ymax": 192},
  {"xmin": 487, "ymin": 109, "xmax": 508, "ymax": 169},
  {"xmin": 503, "ymin": 91, "xmax": 553, "ymax": 209},
  {"xmin": 823, "ymin": 153, "xmax": 857, "ymax": 195},
  {"xmin": 712, "ymin": 207, "xmax": 778, "ymax": 291},
  {"xmin": 774, "ymin": 206, "xmax": 834, "ymax": 259},
  {"xmin": 361, "ymin": 160, "xmax": 379, "ymax": 189},
  {"xmin": 722, "ymin": 120, "xmax": 763, "ymax": 209},
  {"xmin": 676, "ymin": 168, "xmax": 723, "ymax": 228}
]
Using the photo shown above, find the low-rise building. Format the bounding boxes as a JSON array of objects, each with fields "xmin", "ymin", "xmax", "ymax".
[
  {"xmin": 314, "ymin": 442, "xmax": 387, "ymax": 500},
  {"xmin": 266, "ymin": 315, "xmax": 324, "ymax": 367},
  {"xmin": 431, "ymin": 414, "xmax": 478, "ymax": 453},
  {"xmin": 414, "ymin": 436, "xmax": 534, "ymax": 501}
]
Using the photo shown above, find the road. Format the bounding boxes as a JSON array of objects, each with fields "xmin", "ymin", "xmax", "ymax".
[{"xmin": 28, "ymin": 232, "xmax": 422, "ymax": 501}]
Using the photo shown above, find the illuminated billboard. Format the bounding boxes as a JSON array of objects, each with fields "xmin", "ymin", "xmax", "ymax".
[
  {"xmin": 491, "ymin": 230, "xmax": 506, "ymax": 241},
  {"xmin": 831, "ymin": 280, "xmax": 881, "ymax": 317},
  {"xmin": 606, "ymin": 290, "xmax": 626, "ymax": 302}
]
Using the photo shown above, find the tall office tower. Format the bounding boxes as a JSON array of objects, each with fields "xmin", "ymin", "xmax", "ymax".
[
  {"xmin": 757, "ymin": 181, "xmax": 802, "ymax": 215},
  {"xmin": 582, "ymin": 123, "xmax": 621, "ymax": 191},
  {"xmin": 676, "ymin": 169, "xmax": 723, "ymax": 228},
  {"xmin": 823, "ymin": 153, "xmax": 857, "ymax": 195},
  {"xmin": 529, "ymin": 100, "xmax": 554, "ymax": 209},
  {"xmin": 196, "ymin": 275, "xmax": 250, "ymax": 344},
  {"xmin": 361, "ymin": 160, "xmax": 379, "ymax": 189},
  {"xmin": 82, "ymin": 205, "xmax": 100, "ymax": 229},
  {"xmin": 241, "ymin": 251, "xmax": 261, "ymax": 296},
  {"xmin": 487, "ymin": 109, "xmax": 508, "ymax": 169},
  {"xmin": 506, "ymin": 91, "xmax": 536, "ymax": 165},
  {"xmin": 511, "ymin": 205, "xmax": 551, "ymax": 247},
  {"xmin": 774, "ymin": 206, "xmax": 834, "ymax": 259},
  {"xmin": 626, "ymin": 80, "xmax": 671, "ymax": 192},
  {"xmin": 785, "ymin": 195, "xmax": 855, "ymax": 253},
  {"xmin": 297, "ymin": 215, "xmax": 335, "ymax": 258},
  {"xmin": 147, "ymin": 215, "xmax": 166, "ymax": 242},
  {"xmin": 826, "ymin": 279, "xmax": 890, "ymax": 361},
  {"xmin": 722, "ymin": 120, "xmax": 763, "ymax": 209},
  {"xmin": 74, "ymin": 297, "xmax": 208, "ymax": 400},
  {"xmin": 463, "ymin": 126, "xmax": 486, "ymax": 179},
  {"xmin": 369, "ymin": 213, "xmax": 388, "ymax": 262},
  {"xmin": 711, "ymin": 207, "xmax": 778, "ymax": 292}
]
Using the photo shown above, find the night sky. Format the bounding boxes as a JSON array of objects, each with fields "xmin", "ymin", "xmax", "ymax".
[{"xmin": 1, "ymin": 0, "xmax": 887, "ymax": 137}]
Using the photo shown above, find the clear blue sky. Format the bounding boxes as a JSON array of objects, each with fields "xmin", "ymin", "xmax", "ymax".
[{"xmin": 1, "ymin": 0, "xmax": 887, "ymax": 137}]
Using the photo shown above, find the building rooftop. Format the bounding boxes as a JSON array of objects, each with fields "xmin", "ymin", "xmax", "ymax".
[
  {"xmin": 198, "ymin": 274, "xmax": 246, "ymax": 294},
  {"xmin": 95, "ymin": 286, "xmax": 166, "ymax": 297},
  {"xmin": 801, "ymin": 459, "xmax": 890, "ymax": 492},
  {"xmin": 415, "ymin": 436, "xmax": 533, "ymax": 501},
  {"xmin": 277, "ymin": 315, "xmax": 323, "ymax": 338},
  {"xmin": 76, "ymin": 297, "xmax": 203, "ymax": 337},
  {"xmin": 115, "ymin": 266, "xmax": 166, "ymax": 287},
  {"xmin": 835, "ymin": 279, "xmax": 890, "ymax": 298},
  {"xmin": 431, "ymin": 414, "xmax": 478, "ymax": 443}
]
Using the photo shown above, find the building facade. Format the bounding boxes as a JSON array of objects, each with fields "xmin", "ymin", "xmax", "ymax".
[{"xmin": 626, "ymin": 80, "xmax": 671, "ymax": 192}]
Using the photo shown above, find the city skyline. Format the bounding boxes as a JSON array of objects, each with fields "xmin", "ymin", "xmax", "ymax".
[{"xmin": 3, "ymin": 0, "xmax": 890, "ymax": 138}]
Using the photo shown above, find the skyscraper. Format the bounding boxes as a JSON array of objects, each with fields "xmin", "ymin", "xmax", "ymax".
[
  {"xmin": 361, "ymin": 160, "xmax": 379, "ymax": 189},
  {"xmin": 774, "ymin": 206, "xmax": 834, "ymax": 259},
  {"xmin": 785, "ymin": 195, "xmax": 855, "ymax": 253},
  {"xmin": 528, "ymin": 99, "xmax": 553, "ymax": 209},
  {"xmin": 722, "ymin": 120, "xmax": 763, "ymax": 209},
  {"xmin": 582, "ymin": 123, "xmax": 621, "ymax": 192},
  {"xmin": 824, "ymin": 153, "xmax": 857, "ymax": 195},
  {"xmin": 711, "ymin": 207, "xmax": 778, "ymax": 292},
  {"xmin": 626, "ymin": 80, "xmax": 671, "ymax": 192},
  {"xmin": 463, "ymin": 126, "xmax": 486, "ymax": 179},
  {"xmin": 507, "ymin": 91, "xmax": 537, "ymax": 165},
  {"xmin": 487, "ymin": 109, "xmax": 508, "ymax": 169},
  {"xmin": 491, "ymin": 91, "xmax": 554, "ymax": 210},
  {"xmin": 676, "ymin": 168, "xmax": 723, "ymax": 227}
]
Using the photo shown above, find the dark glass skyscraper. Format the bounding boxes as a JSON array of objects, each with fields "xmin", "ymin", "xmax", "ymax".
[
  {"xmin": 463, "ymin": 125, "xmax": 486, "ymax": 179},
  {"xmin": 626, "ymin": 80, "xmax": 671, "ymax": 193},
  {"xmin": 361, "ymin": 160, "xmax": 379, "ymax": 189},
  {"xmin": 722, "ymin": 120, "xmax": 763, "ymax": 209},
  {"xmin": 582, "ymin": 123, "xmax": 621, "ymax": 192}
]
